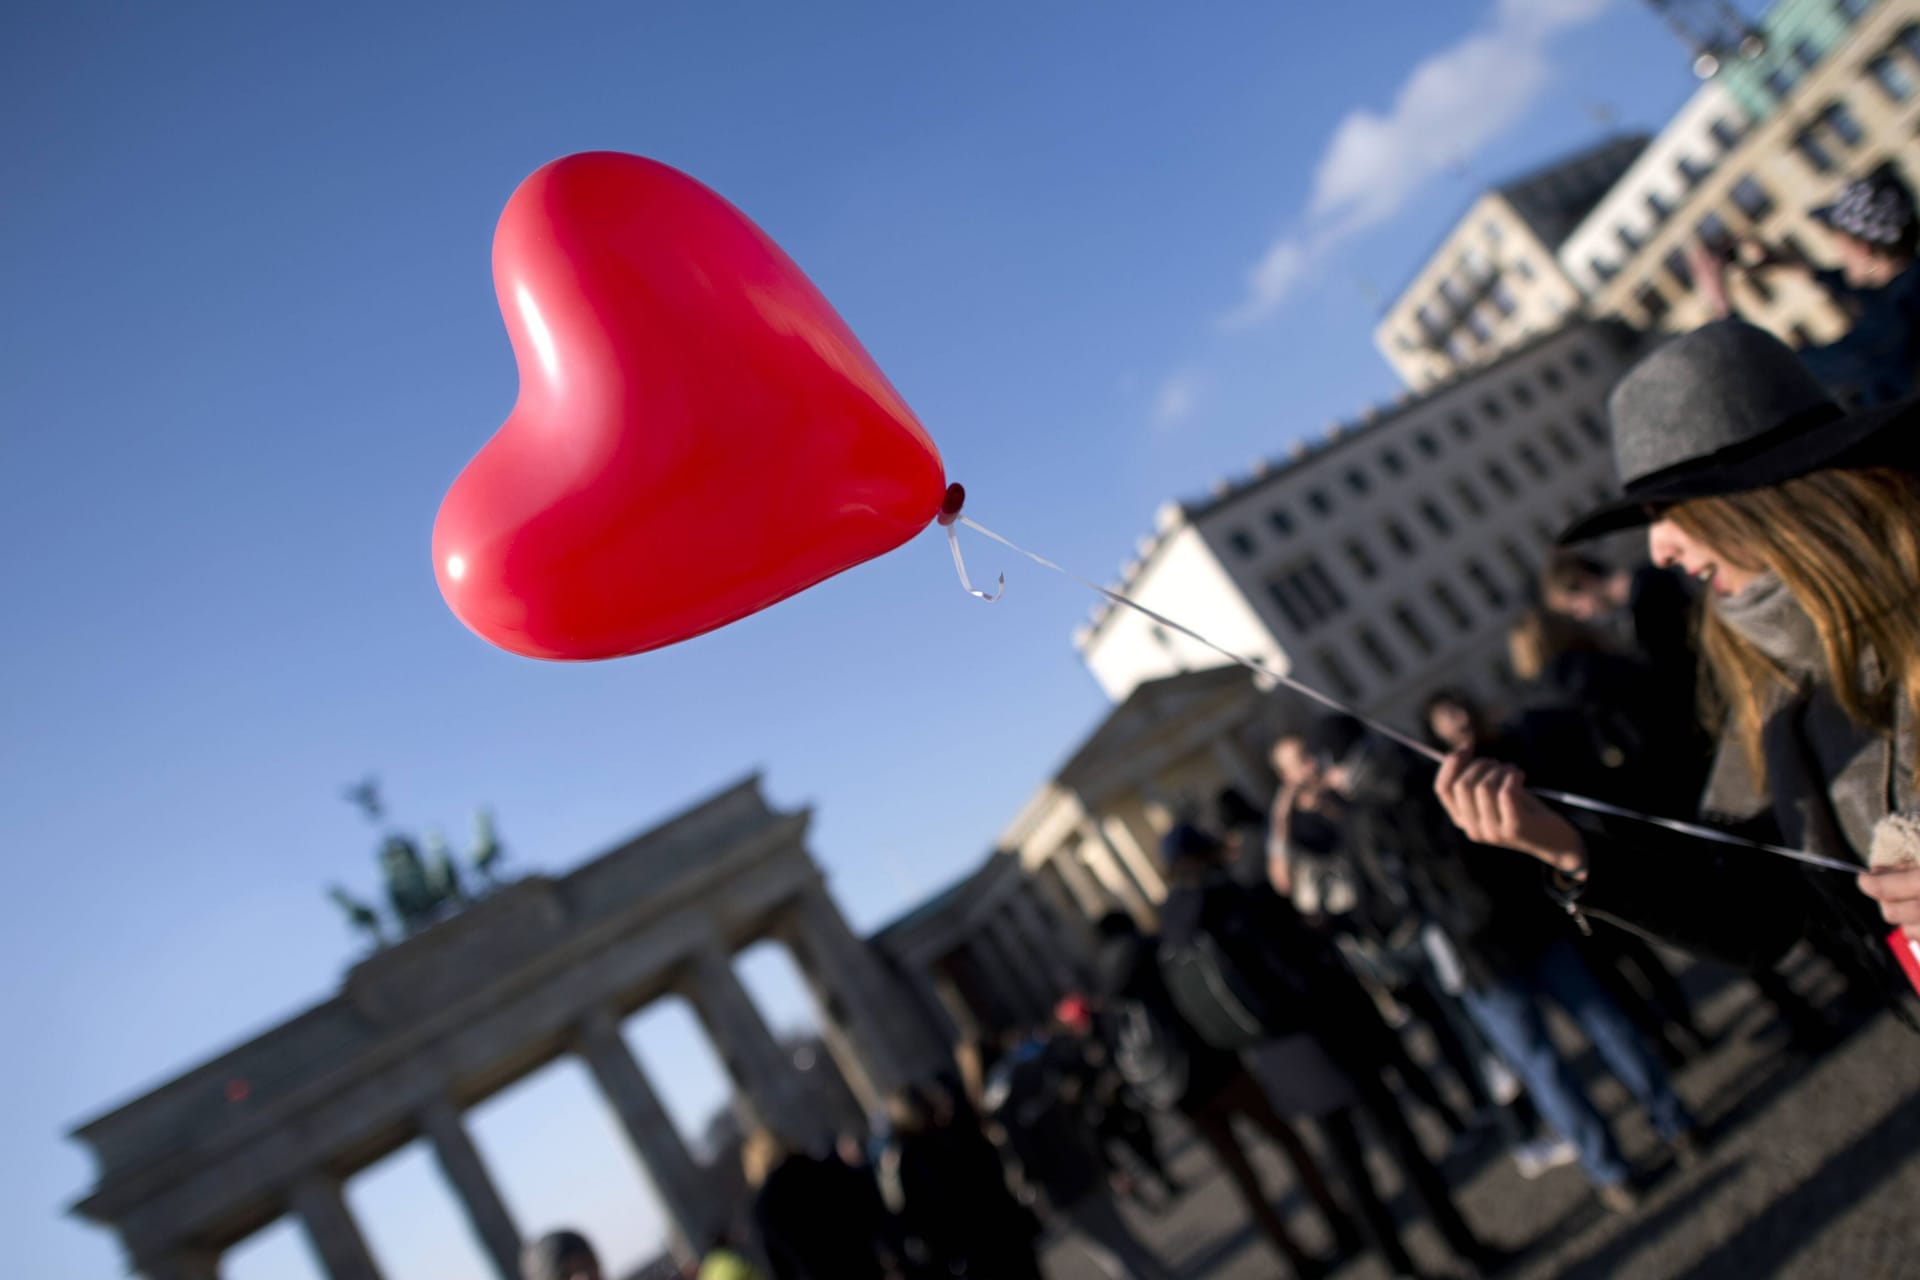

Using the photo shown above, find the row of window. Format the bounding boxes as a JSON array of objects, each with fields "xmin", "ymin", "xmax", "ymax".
[
  {"xmin": 1228, "ymin": 413, "xmax": 1607, "ymax": 565},
  {"xmin": 1589, "ymin": 172, "xmax": 1777, "ymax": 285}
]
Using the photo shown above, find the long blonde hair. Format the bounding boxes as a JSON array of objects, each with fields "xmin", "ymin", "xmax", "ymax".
[{"xmin": 1670, "ymin": 466, "xmax": 1920, "ymax": 786}]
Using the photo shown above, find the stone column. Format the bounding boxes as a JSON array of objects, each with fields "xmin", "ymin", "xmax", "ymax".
[
  {"xmin": 1102, "ymin": 814, "xmax": 1168, "ymax": 901},
  {"xmin": 1212, "ymin": 736, "xmax": 1270, "ymax": 806},
  {"xmin": 1077, "ymin": 820, "xmax": 1155, "ymax": 925},
  {"xmin": 577, "ymin": 1009, "xmax": 711, "ymax": 1258},
  {"xmin": 290, "ymin": 1172, "xmax": 383, "ymax": 1280},
  {"xmin": 141, "ymin": 1251, "xmax": 222, "ymax": 1280},
  {"xmin": 682, "ymin": 943, "xmax": 821, "ymax": 1149},
  {"xmin": 965, "ymin": 926, "xmax": 1034, "ymax": 1028},
  {"xmin": 1006, "ymin": 885, "xmax": 1079, "ymax": 989},
  {"xmin": 419, "ymin": 1096, "xmax": 521, "ymax": 1280},
  {"xmin": 986, "ymin": 909, "xmax": 1055, "ymax": 1014},
  {"xmin": 1048, "ymin": 847, "xmax": 1114, "ymax": 919},
  {"xmin": 785, "ymin": 887, "xmax": 915, "ymax": 1105}
]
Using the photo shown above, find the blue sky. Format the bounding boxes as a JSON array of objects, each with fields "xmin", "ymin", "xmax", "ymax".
[{"xmin": 3, "ymin": 1, "xmax": 1711, "ymax": 1274}]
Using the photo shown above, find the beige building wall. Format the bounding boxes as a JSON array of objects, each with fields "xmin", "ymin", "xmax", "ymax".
[
  {"xmin": 1373, "ymin": 191, "xmax": 1587, "ymax": 391},
  {"xmin": 1583, "ymin": 0, "xmax": 1920, "ymax": 341}
]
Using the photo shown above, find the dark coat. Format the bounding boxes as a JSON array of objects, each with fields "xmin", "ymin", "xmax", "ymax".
[
  {"xmin": 1089, "ymin": 930, "xmax": 1242, "ymax": 1112},
  {"xmin": 753, "ymin": 1154, "xmax": 887, "ymax": 1280}
]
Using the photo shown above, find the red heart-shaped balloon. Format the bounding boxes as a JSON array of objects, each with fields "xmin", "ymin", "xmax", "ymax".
[{"xmin": 433, "ymin": 152, "xmax": 946, "ymax": 660}]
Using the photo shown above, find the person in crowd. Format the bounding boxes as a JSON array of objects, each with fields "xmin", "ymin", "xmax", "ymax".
[
  {"xmin": 822, "ymin": 1128, "xmax": 905, "ymax": 1277},
  {"xmin": 745, "ymin": 1131, "xmax": 888, "ymax": 1280},
  {"xmin": 1158, "ymin": 823, "xmax": 1514, "ymax": 1279},
  {"xmin": 1434, "ymin": 318, "xmax": 1920, "ymax": 1022},
  {"xmin": 881, "ymin": 1082, "xmax": 1042, "ymax": 1280},
  {"xmin": 986, "ymin": 1030, "xmax": 1180, "ymax": 1280},
  {"xmin": 698, "ymin": 1234, "xmax": 765, "ymax": 1280},
  {"xmin": 1311, "ymin": 715, "xmax": 1699, "ymax": 1213},
  {"xmin": 1087, "ymin": 910, "xmax": 1360, "ymax": 1278},
  {"xmin": 1700, "ymin": 163, "xmax": 1920, "ymax": 407},
  {"xmin": 523, "ymin": 1230, "xmax": 603, "ymax": 1280},
  {"xmin": 1217, "ymin": 785, "xmax": 1275, "ymax": 886},
  {"xmin": 1053, "ymin": 995, "xmax": 1185, "ymax": 1211},
  {"xmin": 1539, "ymin": 551, "xmax": 1698, "ymax": 706},
  {"xmin": 1270, "ymin": 733, "xmax": 1492, "ymax": 1137},
  {"xmin": 1503, "ymin": 610, "xmax": 1712, "ymax": 1065}
]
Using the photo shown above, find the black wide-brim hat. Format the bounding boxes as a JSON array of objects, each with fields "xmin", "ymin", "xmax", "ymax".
[{"xmin": 1558, "ymin": 320, "xmax": 1920, "ymax": 544}]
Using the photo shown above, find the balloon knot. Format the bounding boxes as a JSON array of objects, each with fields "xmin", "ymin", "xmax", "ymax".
[{"xmin": 937, "ymin": 482, "xmax": 967, "ymax": 527}]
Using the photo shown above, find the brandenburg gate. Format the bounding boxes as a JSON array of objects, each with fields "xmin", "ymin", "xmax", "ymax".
[{"xmin": 69, "ymin": 777, "xmax": 949, "ymax": 1279}]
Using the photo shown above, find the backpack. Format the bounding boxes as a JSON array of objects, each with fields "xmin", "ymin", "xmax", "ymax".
[
  {"xmin": 1158, "ymin": 931, "xmax": 1284, "ymax": 1051},
  {"xmin": 1109, "ymin": 996, "xmax": 1191, "ymax": 1110}
]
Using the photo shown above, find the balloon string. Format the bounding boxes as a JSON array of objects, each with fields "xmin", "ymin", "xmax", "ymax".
[
  {"xmin": 952, "ymin": 515, "xmax": 1861, "ymax": 877},
  {"xmin": 945, "ymin": 523, "xmax": 1004, "ymax": 601}
]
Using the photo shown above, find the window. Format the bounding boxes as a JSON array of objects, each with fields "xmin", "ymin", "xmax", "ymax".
[
  {"xmin": 1450, "ymin": 414, "xmax": 1474, "ymax": 440},
  {"xmin": 1731, "ymin": 175, "xmax": 1775, "ymax": 221},
  {"xmin": 1514, "ymin": 257, "xmax": 1536, "ymax": 282},
  {"xmin": 1357, "ymin": 626, "xmax": 1399, "ymax": 677},
  {"xmin": 1415, "ymin": 430, "xmax": 1441, "ymax": 458},
  {"xmin": 1677, "ymin": 155, "xmax": 1711, "ymax": 189},
  {"xmin": 1226, "ymin": 529, "xmax": 1256, "ymax": 558},
  {"xmin": 1516, "ymin": 443, "xmax": 1549, "ymax": 479},
  {"xmin": 1822, "ymin": 101, "xmax": 1865, "ymax": 149},
  {"xmin": 1268, "ymin": 508, "xmax": 1294, "ymax": 536},
  {"xmin": 1542, "ymin": 363, "xmax": 1565, "ymax": 392},
  {"xmin": 1637, "ymin": 283, "xmax": 1670, "ymax": 324},
  {"xmin": 1466, "ymin": 559, "xmax": 1508, "ymax": 607},
  {"xmin": 1393, "ymin": 603, "xmax": 1436, "ymax": 656},
  {"xmin": 1577, "ymin": 409, "xmax": 1607, "ymax": 443},
  {"xmin": 1383, "ymin": 518, "xmax": 1416, "ymax": 557},
  {"xmin": 1664, "ymin": 247, "xmax": 1694, "ymax": 293},
  {"xmin": 1530, "ymin": 517, "xmax": 1558, "ymax": 546},
  {"xmin": 1446, "ymin": 333, "xmax": 1473, "ymax": 365},
  {"xmin": 1465, "ymin": 309, "xmax": 1493, "ymax": 342},
  {"xmin": 1268, "ymin": 557, "xmax": 1348, "ymax": 632},
  {"xmin": 1512, "ymin": 381, "xmax": 1536, "ymax": 409},
  {"xmin": 1591, "ymin": 256, "xmax": 1618, "ymax": 284},
  {"xmin": 1490, "ymin": 280, "xmax": 1517, "ymax": 316},
  {"xmin": 1709, "ymin": 116, "xmax": 1744, "ymax": 151},
  {"xmin": 1646, "ymin": 191, "xmax": 1672, "ymax": 225},
  {"xmin": 1590, "ymin": 479, "xmax": 1615, "ymax": 506},
  {"xmin": 1545, "ymin": 425, "xmax": 1578, "ymax": 461},
  {"xmin": 1570, "ymin": 348, "xmax": 1595, "ymax": 376},
  {"xmin": 1485, "ymin": 460, "xmax": 1518, "ymax": 497},
  {"xmin": 1766, "ymin": 65, "xmax": 1800, "ymax": 100},
  {"xmin": 1418, "ymin": 498, "xmax": 1453, "ymax": 536},
  {"xmin": 1307, "ymin": 488, "xmax": 1332, "ymax": 516},
  {"xmin": 1481, "ymin": 397, "xmax": 1506, "ymax": 424},
  {"xmin": 1617, "ymin": 225, "xmax": 1641, "ymax": 256},
  {"xmin": 1902, "ymin": 24, "xmax": 1920, "ymax": 64},
  {"xmin": 1345, "ymin": 537, "xmax": 1379, "ymax": 581},
  {"xmin": 1484, "ymin": 217, "xmax": 1504, "ymax": 244},
  {"xmin": 1417, "ymin": 300, "xmax": 1447, "ymax": 338},
  {"xmin": 1452, "ymin": 477, "xmax": 1485, "ymax": 516},
  {"xmin": 1793, "ymin": 38, "xmax": 1821, "ymax": 71},
  {"xmin": 1697, "ymin": 211, "xmax": 1734, "ymax": 254},
  {"xmin": 1840, "ymin": 0, "xmax": 1873, "ymax": 20},
  {"xmin": 1795, "ymin": 129, "xmax": 1836, "ymax": 174},
  {"xmin": 1346, "ymin": 467, "xmax": 1371, "ymax": 495},
  {"xmin": 1431, "ymin": 581, "xmax": 1472, "ymax": 631},
  {"xmin": 1381, "ymin": 448, "xmax": 1406, "ymax": 476},
  {"xmin": 1499, "ymin": 538, "xmax": 1533, "ymax": 585},
  {"xmin": 1318, "ymin": 649, "xmax": 1362, "ymax": 699},
  {"xmin": 1870, "ymin": 53, "xmax": 1914, "ymax": 102}
]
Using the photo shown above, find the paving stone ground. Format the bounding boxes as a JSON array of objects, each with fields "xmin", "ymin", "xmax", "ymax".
[{"xmin": 1040, "ymin": 953, "xmax": 1920, "ymax": 1280}]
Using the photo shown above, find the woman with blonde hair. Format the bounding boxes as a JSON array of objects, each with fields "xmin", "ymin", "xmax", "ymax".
[{"xmin": 1437, "ymin": 320, "xmax": 1920, "ymax": 1013}]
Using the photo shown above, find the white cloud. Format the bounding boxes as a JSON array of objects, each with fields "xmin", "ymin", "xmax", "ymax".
[
  {"xmin": 1152, "ymin": 370, "xmax": 1201, "ymax": 427},
  {"xmin": 1223, "ymin": 0, "xmax": 1615, "ymax": 325}
]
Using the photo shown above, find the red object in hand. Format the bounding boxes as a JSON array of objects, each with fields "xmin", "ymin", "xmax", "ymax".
[
  {"xmin": 433, "ymin": 152, "xmax": 947, "ymax": 660},
  {"xmin": 1888, "ymin": 928, "xmax": 1920, "ymax": 996}
]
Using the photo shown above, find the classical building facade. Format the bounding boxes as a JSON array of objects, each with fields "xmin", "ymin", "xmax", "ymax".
[
  {"xmin": 69, "ymin": 778, "xmax": 947, "ymax": 1280},
  {"xmin": 1573, "ymin": 0, "xmax": 1920, "ymax": 341},
  {"xmin": 1075, "ymin": 320, "xmax": 1643, "ymax": 729},
  {"xmin": 1373, "ymin": 136, "xmax": 1648, "ymax": 390},
  {"xmin": 874, "ymin": 666, "xmax": 1301, "ymax": 1033}
]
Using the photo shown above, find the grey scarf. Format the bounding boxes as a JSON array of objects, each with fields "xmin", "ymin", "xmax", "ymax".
[{"xmin": 1701, "ymin": 572, "xmax": 1910, "ymax": 861}]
